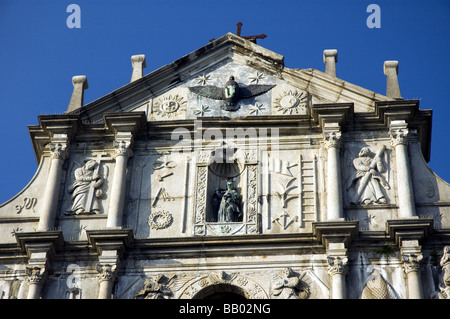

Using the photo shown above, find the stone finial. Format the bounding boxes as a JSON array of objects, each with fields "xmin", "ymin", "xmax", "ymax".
[
  {"xmin": 67, "ymin": 75, "xmax": 89, "ymax": 113},
  {"xmin": 384, "ymin": 60, "xmax": 402, "ymax": 99},
  {"xmin": 130, "ymin": 54, "xmax": 146, "ymax": 82},
  {"xmin": 323, "ymin": 49, "xmax": 338, "ymax": 77}
]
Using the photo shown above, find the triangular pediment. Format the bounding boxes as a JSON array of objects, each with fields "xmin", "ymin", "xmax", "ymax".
[{"xmin": 71, "ymin": 33, "xmax": 395, "ymax": 124}]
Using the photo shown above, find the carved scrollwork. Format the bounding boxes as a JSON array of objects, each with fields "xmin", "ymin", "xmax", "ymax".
[
  {"xmin": 390, "ymin": 127, "xmax": 409, "ymax": 147},
  {"xmin": 327, "ymin": 256, "xmax": 348, "ymax": 276},
  {"xmin": 402, "ymin": 253, "xmax": 423, "ymax": 274},
  {"xmin": 114, "ymin": 139, "xmax": 132, "ymax": 158},
  {"xmin": 178, "ymin": 271, "xmax": 269, "ymax": 299},
  {"xmin": 15, "ymin": 197, "xmax": 37, "ymax": 214},
  {"xmin": 49, "ymin": 142, "xmax": 68, "ymax": 160},
  {"xmin": 26, "ymin": 266, "xmax": 47, "ymax": 285},
  {"xmin": 96, "ymin": 264, "xmax": 118, "ymax": 283},
  {"xmin": 322, "ymin": 131, "xmax": 341, "ymax": 150}
]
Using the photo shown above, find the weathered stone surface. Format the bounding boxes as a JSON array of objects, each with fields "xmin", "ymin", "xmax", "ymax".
[{"xmin": 0, "ymin": 33, "xmax": 447, "ymax": 299}]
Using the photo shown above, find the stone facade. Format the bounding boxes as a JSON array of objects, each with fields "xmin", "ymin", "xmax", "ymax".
[{"xmin": 0, "ymin": 33, "xmax": 449, "ymax": 299}]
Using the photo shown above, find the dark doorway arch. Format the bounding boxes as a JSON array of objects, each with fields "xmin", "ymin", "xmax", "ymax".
[{"xmin": 192, "ymin": 284, "xmax": 248, "ymax": 300}]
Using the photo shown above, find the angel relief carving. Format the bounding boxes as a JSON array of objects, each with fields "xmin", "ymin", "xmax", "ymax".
[
  {"xmin": 271, "ymin": 268, "xmax": 309, "ymax": 299},
  {"xmin": 135, "ymin": 274, "xmax": 174, "ymax": 299}
]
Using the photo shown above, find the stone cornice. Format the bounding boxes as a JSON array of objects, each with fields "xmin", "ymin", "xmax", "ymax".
[
  {"xmin": 15, "ymin": 230, "xmax": 64, "ymax": 258},
  {"xmin": 86, "ymin": 228, "xmax": 134, "ymax": 257},
  {"xmin": 312, "ymin": 221, "xmax": 359, "ymax": 248},
  {"xmin": 28, "ymin": 114, "xmax": 80, "ymax": 164},
  {"xmin": 386, "ymin": 218, "xmax": 434, "ymax": 246}
]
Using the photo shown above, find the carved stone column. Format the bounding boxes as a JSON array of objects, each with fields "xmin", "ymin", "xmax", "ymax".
[
  {"xmin": 401, "ymin": 240, "xmax": 423, "ymax": 299},
  {"xmin": 97, "ymin": 263, "xmax": 118, "ymax": 299},
  {"xmin": 323, "ymin": 129, "xmax": 344, "ymax": 221},
  {"xmin": 37, "ymin": 136, "xmax": 68, "ymax": 231},
  {"xmin": 25, "ymin": 266, "xmax": 47, "ymax": 299},
  {"xmin": 390, "ymin": 120, "xmax": 416, "ymax": 219},
  {"xmin": 107, "ymin": 133, "xmax": 133, "ymax": 228},
  {"xmin": 327, "ymin": 242, "xmax": 348, "ymax": 299}
]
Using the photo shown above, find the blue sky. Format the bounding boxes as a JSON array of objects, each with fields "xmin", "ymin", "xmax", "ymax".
[{"xmin": 0, "ymin": 0, "xmax": 449, "ymax": 204}]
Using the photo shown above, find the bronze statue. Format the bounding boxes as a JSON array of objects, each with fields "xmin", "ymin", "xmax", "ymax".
[
  {"xmin": 212, "ymin": 181, "xmax": 242, "ymax": 222},
  {"xmin": 189, "ymin": 75, "xmax": 274, "ymax": 111}
]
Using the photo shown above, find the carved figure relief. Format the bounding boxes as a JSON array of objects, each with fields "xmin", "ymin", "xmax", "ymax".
[
  {"xmin": 271, "ymin": 268, "xmax": 309, "ymax": 299},
  {"xmin": 437, "ymin": 246, "xmax": 450, "ymax": 299},
  {"xmin": 66, "ymin": 155, "xmax": 108, "ymax": 215},
  {"xmin": 346, "ymin": 146, "xmax": 390, "ymax": 205},
  {"xmin": 135, "ymin": 274, "xmax": 174, "ymax": 299},
  {"xmin": 188, "ymin": 75, "xmax": 274, "ymax": 111}
]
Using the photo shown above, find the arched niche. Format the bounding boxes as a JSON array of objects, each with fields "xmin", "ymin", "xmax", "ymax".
[
  {"xmin": 206, "ymin": 147, "xmax": 245, "ymax": 223},
  {"xmin": 193, "ymin": 147, "xmax": 260, "ymax": 236}
]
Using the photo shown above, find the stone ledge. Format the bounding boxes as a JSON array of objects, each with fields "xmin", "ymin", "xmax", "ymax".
[
  {"xmin": 386, "ymin": 218, "xmax": 434, "ymax": 246},
  {"xmin": 86, "ymin": 228, "xmax": 134, "ymax": 256},
  {"xmin": 312, "ymin": 220, "xmax": 359, "ymax": 248},
  {"xmin": 15, "ymin": 230, "xmax": 64, "ymax": 258}
]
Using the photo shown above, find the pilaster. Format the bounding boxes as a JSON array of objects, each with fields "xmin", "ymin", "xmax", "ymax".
[
  {"xmin": 401, "ymin": 240, "xmax": 424, "ymax": 299},
  {"xmin": 313, "ymin": 221, "xmax": 358, "ymax": 299},
  {"xmin": 86, "ymin": 228, "xmax": 134, "ymax": 299},
  {"xmin": 15, "ymin": 231, "xmax": 64, "ymax": 299},
  {"xmin": 104, "ymin": 112, "xmax": 146, "ymax": 228},
  {"xmin": 389, "ymin": 119, "xmax": 417, "ymax": 219},
  {"xmin": 326, "ymin": 242, "xmax": 348, "ymax": 299},
  {"xmin": 312, "ymin": 102, "xmax": 353, "ymax": 221}
]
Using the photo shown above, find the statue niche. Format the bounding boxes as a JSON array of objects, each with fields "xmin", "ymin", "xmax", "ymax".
[
  {"xmin": 206, "ymin": 148, "xmax": 244, "ymax": 223},
  {"xmin": 212, "ymin": 181, "xmax": 242, "ymax": 223}
]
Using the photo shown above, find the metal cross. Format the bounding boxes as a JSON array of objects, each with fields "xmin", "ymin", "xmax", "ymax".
[
  {"xmin": 209, "ymin": 22, "xmax": 267, "ymax": 43},
  {"xmin": 236, "ymin": 22, "xmax": 267, "ymax": 43}
]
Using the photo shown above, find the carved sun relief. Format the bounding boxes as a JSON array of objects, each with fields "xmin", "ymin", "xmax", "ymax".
[
  {"xmin": 154, "ymin": 94, "xmax": 187, "ymax": 118},
  {"xmin": 273, "ymin": 90, "xmax": 308, "ymax": 115}
]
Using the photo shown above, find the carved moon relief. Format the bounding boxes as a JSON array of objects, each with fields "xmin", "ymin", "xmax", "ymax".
[{"xmin": 273, "ymin": 89, "xmax": 309, "ymax": 115}]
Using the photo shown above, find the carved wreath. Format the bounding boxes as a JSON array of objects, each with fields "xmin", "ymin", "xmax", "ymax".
[{"xmin": 148, "ymin": 210, "xmax": 173, "ymax": 230}]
